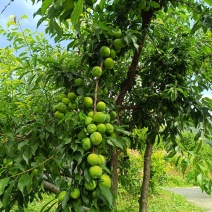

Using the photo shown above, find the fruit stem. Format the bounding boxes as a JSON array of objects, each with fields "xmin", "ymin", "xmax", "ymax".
[{"xmin": 94, "ymin": 79, "xmax": 99, "ymax": 114}]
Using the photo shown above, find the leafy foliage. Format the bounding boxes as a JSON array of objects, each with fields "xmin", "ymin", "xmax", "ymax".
[{"xmin": 0, "ymin": 0, "xmax": 212, "ymax": 211}]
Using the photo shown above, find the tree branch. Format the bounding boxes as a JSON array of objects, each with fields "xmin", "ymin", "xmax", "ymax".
[
  {"xmin": 43, "ymin": 180, "xmax": 60, "ymax": 194},
  {"xmin": 116, "ymin": 10, "xmax": 155, "ymax": 106}
]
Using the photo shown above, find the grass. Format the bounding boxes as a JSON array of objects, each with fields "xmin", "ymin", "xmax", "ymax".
[
  {"xmin": 3, "ymin": 188, "xmax": 206, "ymax": 212},
  {"xmin": 117, "ymin": 188, "xmax": 206, "ymax": 212}
]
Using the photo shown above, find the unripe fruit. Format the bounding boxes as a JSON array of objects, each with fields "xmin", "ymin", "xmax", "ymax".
[
  {"xmin": 104, "ymin": 58, "xmax": 114, "ymax": 69},
  {"xmin": 113, "ymin": 29, "xmax": 122, "ymax": 38},
  {"xmin": 74, "ymin": 78, "xmax": 83, "ymax": 86},
  {"xmin": 87, "ymin": 124, "xmax": 97, "ymax": 134},
  {"xmin": 105, "ymin": 114, "xmax": 111, "ymax": 122},
  {"xmin": 89, "ymin": 166, "xmax": 103, "ymax": 179},
  {"xmin": 84, "ymin": 180, "xmax": 97, "ymax": 191},
  {"xmin": 96, "ymin": 101, "xmax": 106, "ymax": 112},
  {"xmin": 103, "ymin": 87, "xmax": 108, "ymax": 95},
  {"xmin": 54, "ymin": 111, "xmax": 65, "ymax": 120},
  {"xmin": 58, "ymin": 191, "xmax": 67, "ymax": 202},
  {"xmin": 110, "ymin": 49, "xmax": 116, "ymax": 59},
  {"xmin": 90, "ymin": 132, "xmax": 103, "ymax": 145},
  {"xmin": 32, "ymin": 168, "xmax": 39, "ymax": 176},
  {"xmin": 92, "ymin": 190, "xmax": 97, "ymax": 198},
  {"xmin": 70, "ymin": 188, "xmax": 80, "ymax": 199},
  {"xmin": 62, "ymin": 97, "xmax": 71, "ymax": 105},
  {"xmin": 100, "ymin": 46, "xmax": 110, "ymax": 57},
  {"xmin": 114, "ymin": 39, "xmax": 125, "ymax": 49},
  {"xmin": 68, "ymin": 92, "xmax": 77, "ymax": 100},
  {"xmin": 110, "ymin": 111, "xmax": 117, "ymax": 119},
  {"xmin": 99, "ymin": 174, "xmax": 111, "ymax": 188},
  {"xmin": 85, "ymin": 116, "xmax": 93, "ymax": 125},
  {"xmin": 56, "ymin": 94, "xmax": 66, "ymax": 102},
  {"xmin": 105, "ymin": 123, "xmax": 114, "ymax": 134},
  {"xmin": 68, "ymin": 103, "xmax": 77, "ymax": 110},
  {"xmin": 87, "ymin": 111, "xmax": 94, "ymax": 118},
  {"xmin": 87, "ymin": 153, "xmax": 101, "ymax": 166},
  {"xmin": 92, "ymin": 66, "xmax": 102, "ymax": 78},
  {"xmin": 97, "ymin": 123, "xmax": 106, "ymax": 134},
  {"xmin": 57, "ymin": 103, "xmax": 67, "ymax": 112},
  {"xmin": 84, "ymin": 97, "xmax": 93, "ymax": 108},
  {"xmin": 93, "ymin": 112, "xmax": 106, "ymax": 123},
  {"xmin": 99, "ymin": 155, "xmax": 105, "ymax": 165},
  {"xmin": 82, "ymin": 137, "xmax": 91, "ymax": 151},
  {"xmin": 52, "ymin": 105, "xmax": 57, "ymax": 112}
]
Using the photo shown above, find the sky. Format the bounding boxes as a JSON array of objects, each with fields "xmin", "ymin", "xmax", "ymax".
[{"xmin": 0, "ymin": 0, "xmax": 211, "ymax": 98}]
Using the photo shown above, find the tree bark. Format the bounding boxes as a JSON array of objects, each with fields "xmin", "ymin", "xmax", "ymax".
[
  {"xmin": 139, "ymin": 140, "xmax": 153, "ymax": 212},
  {"xmin": 111, "ymin": 148, "xmax": 119, "ymax": 196}
]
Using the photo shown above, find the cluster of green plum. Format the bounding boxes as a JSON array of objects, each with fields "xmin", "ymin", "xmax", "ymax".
[{"xmin": 91, "ymin": 29, "xmax": 125, "ymax": 78}]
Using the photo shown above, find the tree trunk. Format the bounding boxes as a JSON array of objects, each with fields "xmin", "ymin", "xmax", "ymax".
[
  {"xmin": 111, "ymin": 148, "xmax": 119, "ymax": 197},
  {"xmin": 139, "ymin": 140, "xmax": 153, "ymax": 212}
]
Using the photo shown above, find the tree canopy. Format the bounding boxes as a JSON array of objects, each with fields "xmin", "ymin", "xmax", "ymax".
[{"xmin": 0, "ymin": 0, "xmax": 212, "ymax": 211}]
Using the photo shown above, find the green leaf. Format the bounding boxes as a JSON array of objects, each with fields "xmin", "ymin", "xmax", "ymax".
[
  {"xmin": 40, "ymin": 199, "xmax": 58, "ymax": 212},
  {"xmin": 109, "ymin": 138, "xmax": 123, "ymax": 149},
  {"xmin": 194, "ymin": 131, "xmax": 201, "ymax": 141},
  {"xmin": 98, "ymin": 184, "xmax": 113, "ymax": 206},
  {"xmin": 71, "ymin": 0, "xmax": 84, "ymax": 27},
  {"xmin": 0, "ymin": 178, "xmax": 9, "ymax": 195},
  {"xmin": 3, "ymin": 182, "xmax": 14, "ymax": 208},
  {"xmin": 41, "ymin": 0, "xmax": 54, "ymax": 14},
  {"xmin": 191, "ymin": 21, "xmax": 202, "ymax": 34},
  {"xmin": 99, "ymin": 0, "xmax": 106, "ymax": 10},
  {"xmin": 18, "ymin": 174, "xmax": 30, "ymax": 194},
  {"xmin": 147, "ymin": 1, "xmax": 160, "ymax": 8},
  {"xmin": 204, "ymin": 0, "xmax": 212, "ymax": 6}
]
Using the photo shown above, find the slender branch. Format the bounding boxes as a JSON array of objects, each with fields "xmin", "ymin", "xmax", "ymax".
[
  {"xmin": 9, "ymin": 156, "xmax": 54, "ymax": 179},
  {"xmin": 0, "ymin": 0, "xmax": 14, "ymax": 16},
  {"xmin": 116, "ymin": 10, "xmax": 155, "ymax": 105}
]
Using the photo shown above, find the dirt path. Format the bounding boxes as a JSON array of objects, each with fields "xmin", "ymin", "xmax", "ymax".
[{"xmin": 165, "ymin": 187, "xmax": 212, "ymax": 212}]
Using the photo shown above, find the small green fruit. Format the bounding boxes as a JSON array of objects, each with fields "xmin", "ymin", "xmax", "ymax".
[
  {"xmin": 68, "ymin": 92, "xmax": 77, "ymax": 100},
  {"xmin": 54, "ymin": 111, "xmax": 65, "ymax": 120},
  {"xmin": 58, "ymin": 191, "xmax": 67, "ymax": 202},
  {"xmin": 89, "ymin": 166, "xmax": 103, "ymax": 179},
  {"xmin": 74, "ymin": 78, "xmax": 83, "ymax": 86},
  {"xmin": 96, "ymin": 101, "xmax": 106, "ymax": 112},
  {"xmin": 56, "ymin": 94, "xmax": 66, "ymax": 102},
  {"xmin": 99, "ymin": 174, "xmax": 111, "ymax": 188},
  {"xmin": 62, "ymin": 97, "xmax": 71, "ymax": 105},
  {"xmin": 114, "ymin": 39, "xmax": 125, "ymax": 49},
  {"xmin": 70, "ymin": 188, "xmax": 80, "ymax": 199},
  {"xmin": 110, "ymin": 49, "xmax": 116, "ymax": 59},
  {"xmin": 100, "ymin": 46, "xmax": 110, "ymax": 57},
  {"xmin": 97, "ymin": 124, "xmax": 106, "ymax": 134},
  {"xmin": 84, "ymin": 180, "xmax": 97, "ymax": 191},
  {"xmin": 87, "ymin": 153, "xmax": 101, "ymax": 166},
  {"xmin": 110, "ymin": 111, "xmax": 117, "ymax": 119},
  {"xmin": 104, "ymin": 58, "xmax": 114, "ymax": 69},
  {"xmin": 85, "ymin": 116, "xmax": 93, "ymax": 125},
  {"xmin": 82, "ymin": 138, "xmax": 92, "ymax": 150},
  {"xmin": 57, "ymin": 103, "xmax": 67, "ymax": 113},
  {"xmin": 84, "ymin": 97, "xmax": 93, "ymax": 108},
  {"xmin": 105, "ymin": 123, "xmax": 114, "ymax": 134},
  {"xmin": 92, "ymin": 66, "xmax": 102, "ymax": 78},
  {"xmin": 99, "ymin": 155, "xmax": 105, "ymax": 165},
  {"xmin": 93, "ymin": 112, "xmax": 106, "ymax": 123},
  {"xmin": 87, "ymin": 124, "xmax": 97, "ymax": 134},
  {"xmin": 90, "ymin": 132, "xmax": 103, "ymax": 145},
  {"xmin": 113, "ymin": 29, "xmax": 122, "ymax": 38}
]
